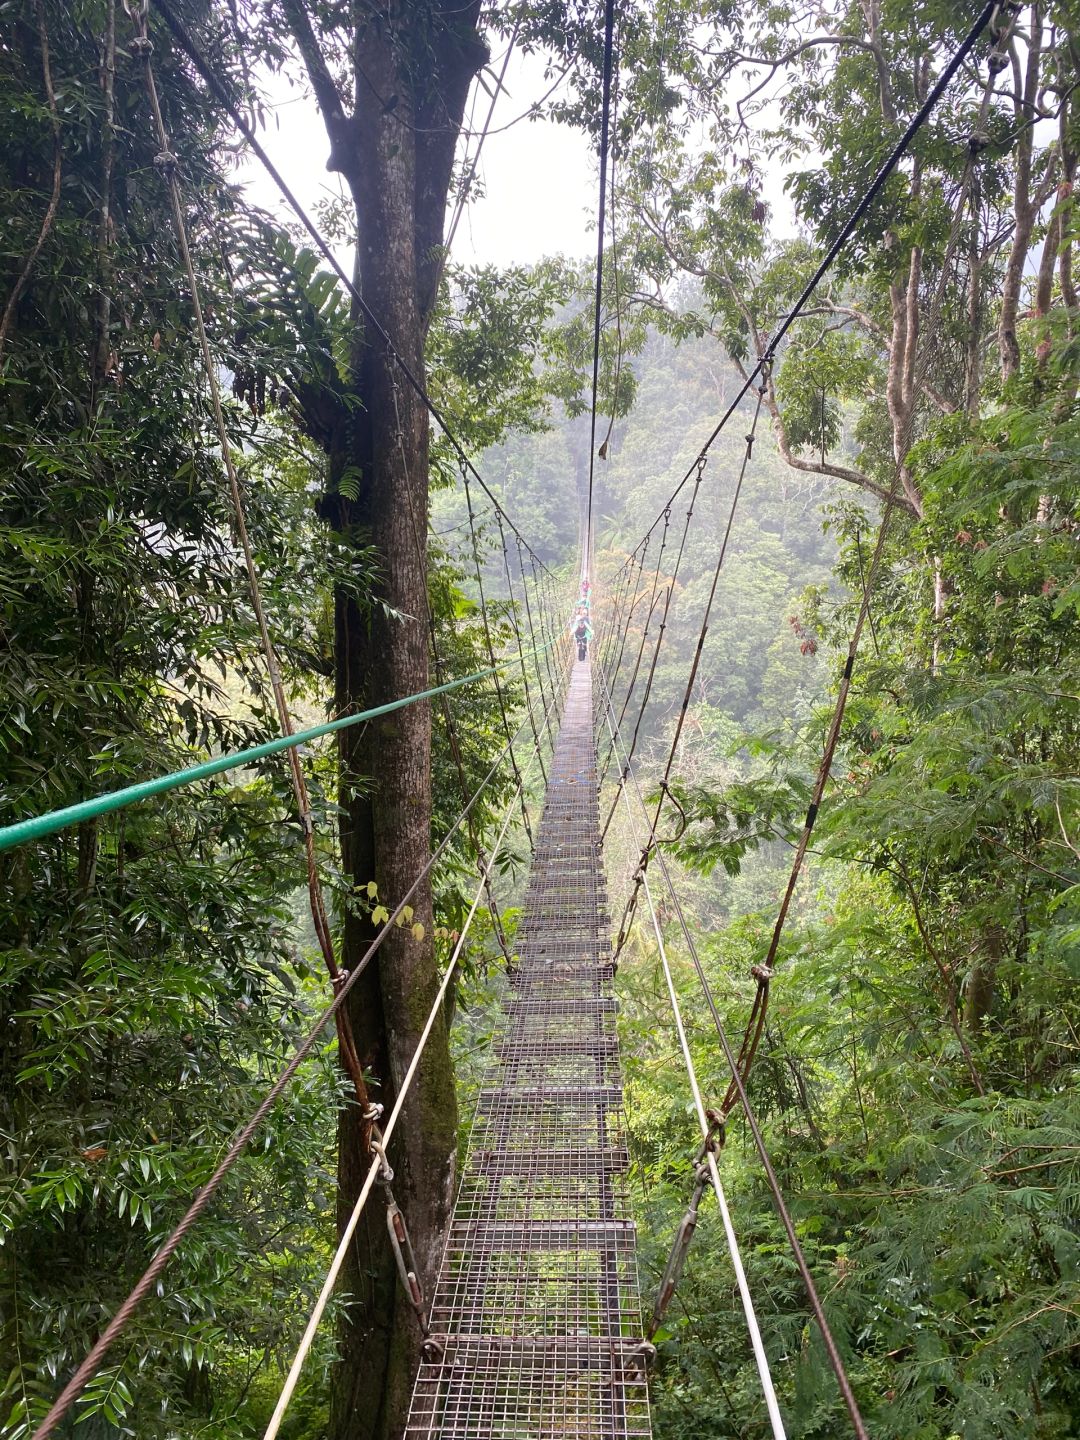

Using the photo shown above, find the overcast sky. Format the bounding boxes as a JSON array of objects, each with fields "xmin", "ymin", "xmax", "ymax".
[
  {"xmin": 236, "ymin": 41, "xmax": 805, "ymax": 276},
  {"xmin": 237, "ymin": 47, "xmax": 598, "ymax": 269}
]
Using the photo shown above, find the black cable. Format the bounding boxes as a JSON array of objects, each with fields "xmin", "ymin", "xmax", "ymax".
[
  {"xmin": 585, "ymin": 0, "xmax": 617, "ymax": 567},
  {"xmin": 600, "ymin": 460, "xmax": 707, "ymax": 841},
  {"xmin": 151, "ymin": 0, "xmax": 552, "ymax": 577},
  {"xmin": 600, "ymin": 508, "xmax": 671, "ymax": 781},
  {"xmin": 613, "ymin": 389, "xmax": 764, "ymax": 956},
  {"xmin": 609, "ymin": 0, "xmax": 1001, "ymax": 565}
]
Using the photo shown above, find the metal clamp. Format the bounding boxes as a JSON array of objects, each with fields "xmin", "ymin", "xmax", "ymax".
[
  {"xmin": 386, "ymin": 1199, "xmax": 430, "ymax": 1336},
  {"xmin": 647, "ymin": 1160, "xmax": 711, "ymax": 1339}
]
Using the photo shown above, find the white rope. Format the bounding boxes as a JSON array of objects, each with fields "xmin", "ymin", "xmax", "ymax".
[
  {"xmin": 262, "ymin": 664, "xmax": 563, "ymax": 1440},
  {"xmin": 597, "ymin": 669, "xmax": 787, "ymax": 1440}
]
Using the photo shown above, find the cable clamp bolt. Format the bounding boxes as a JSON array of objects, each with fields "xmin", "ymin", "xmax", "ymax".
[
  {"xmin": 703, "ymin": 1108, "xmax": 726, "ymax": 1153},
  {"xmin": 629, "ymin": 1340, "xmax": 656, "ymax": 1370}
]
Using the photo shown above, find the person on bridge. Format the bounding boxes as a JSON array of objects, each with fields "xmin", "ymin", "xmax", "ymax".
[{"xmin": 573, "ymin": 613, "xmax": 592, "ymax": 661}]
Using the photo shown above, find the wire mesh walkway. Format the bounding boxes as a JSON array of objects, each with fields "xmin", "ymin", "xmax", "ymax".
[{"xmin": 406, "ymin": 658, "xmax": 652, "ymax": 1440}]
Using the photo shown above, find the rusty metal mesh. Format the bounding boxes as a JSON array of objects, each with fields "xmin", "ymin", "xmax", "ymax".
[{"xmin": 406, "ymin": 662, "xmax": 651, "ymax": 1440}]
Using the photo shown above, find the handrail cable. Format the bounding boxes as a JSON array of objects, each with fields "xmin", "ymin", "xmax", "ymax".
[
  {"xmin": 261, "ymin": 670, "xmax": 560, "ymax": 1439},
  {"xmin": 28, "ymin": 669, "xmax": 567, "ymax": 1440},
  {"xmin": 597, "ymin": 670, "xmax": 868, "ymax": 1439},
  {"xmin": 0, "ymin": 635, "xmax": 558, "ymax": 855},
  {"xmin": 606, "ymin": 0, "xmax": 1003, "ymax": 573},
  {"xmin": 584, "ymin": 0, "xmax": 617, "ymax": 564},
  {"xmin": 150, "ymin": 0, "xmax": 552, "ymax": 577},
  {"xmin": 597, "ymin": 670, "xmax": 786, "ymax": 1440}
]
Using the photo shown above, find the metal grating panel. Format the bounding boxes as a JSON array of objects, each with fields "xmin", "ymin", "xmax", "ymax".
[{"xmin": 406, "ymin": 661, "xmax": 652, "ymax": 1440}]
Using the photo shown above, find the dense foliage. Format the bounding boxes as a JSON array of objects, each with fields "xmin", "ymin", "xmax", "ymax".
[{"xmin": 3, "ymin": 0, "xmax": 1079, "ymax": 1437}]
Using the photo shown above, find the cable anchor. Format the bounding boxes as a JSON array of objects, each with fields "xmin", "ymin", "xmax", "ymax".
[
  {"xmin": 647, "ymin": 1159, "xmax": 712, "ymax": 1340},
  {"xmin": 386, "ymin": 1198, "xmax": 430, "ymax": 1336}
]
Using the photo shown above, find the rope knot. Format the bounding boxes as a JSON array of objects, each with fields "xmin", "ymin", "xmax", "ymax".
[
  {"xmin": 129, "ymin": 35, "xmax": 153, "ymax": 58},
  {"xmin": 704, "ymin": 1108, "xmax": 726, "ymax": 1152},
  {"xmin": 331, "ymin": 967, "xmax": 350, "ymax": 987},
  {"xmin": 153, "ymin": 149, "xmax": 178, "ymax": 175}
]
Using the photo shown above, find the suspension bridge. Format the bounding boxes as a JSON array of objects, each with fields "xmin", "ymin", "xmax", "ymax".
[
  {"xmin": 407, "ymin": 660, "xmax": 650, "ymax": 1440},
  {"xmin": 7, "ymin": 0, "xmax": 1013, "ymax": 1436}
]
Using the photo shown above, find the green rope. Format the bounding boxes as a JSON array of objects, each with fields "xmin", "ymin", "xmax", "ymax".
[{"xmin": 0, "ymin": 636, "xmax": 561, "ymax": 854}]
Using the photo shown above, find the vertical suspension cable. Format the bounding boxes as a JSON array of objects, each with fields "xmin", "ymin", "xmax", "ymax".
[
  {"xmin": 600, "ymin": 461, "xmax": 706, "ymax": 841},
  {"xmin": 600, "ymin": 511, "xmax": 671, "ymax": 781},
  {"xmin": 391, "ymin": 367, "xmax": 515, "ymax": 965},
  {"xmin": 584, "ymin": 0, "xmax": 617, "ymax": 569},
  {"xmin": 597, "ymin": 671, "xmax": 787, "ymax": 1440},
  {"xmin": 132, "ymin": 11, "xmax": 375, "ymax": 1117},
  {"xmin": 460, "ymin": 463, "xmax": 537, "ymax": 872},
  {"xmin": 615, "ymin": 388, "xmax": 765, "ymax": 956},
  {"xmin": 599, "ymin": 672, "xmax": 868, "ymax": 1438}
]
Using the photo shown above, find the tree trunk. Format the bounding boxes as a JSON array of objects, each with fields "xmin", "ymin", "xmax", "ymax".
[
  {"xmin": 279, "ymin": 7, "xmax": 484, "ymax": 1439},
  {"xmin": 998, "ymin": 5, "xmax": 1043, "ymax": 382}
]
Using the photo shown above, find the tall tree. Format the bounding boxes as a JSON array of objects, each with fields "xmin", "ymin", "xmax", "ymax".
[{"xmin": 260, "ymin": 5, "xmax": 487, "ymax": 1434}]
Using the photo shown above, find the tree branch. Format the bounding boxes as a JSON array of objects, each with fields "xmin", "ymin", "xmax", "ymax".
[
  {"xmin": 278, "ymin": 0, "xmax": 353, "ymax": 168},
  {"xmin": 0, "ymin": 0, "xmax": 62, "ymax": 358}
]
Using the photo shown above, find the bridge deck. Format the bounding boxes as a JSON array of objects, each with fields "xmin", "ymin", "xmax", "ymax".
[{"xmin": 406, "ymin": 660, "xmax": 651, "ymax": 1440}]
